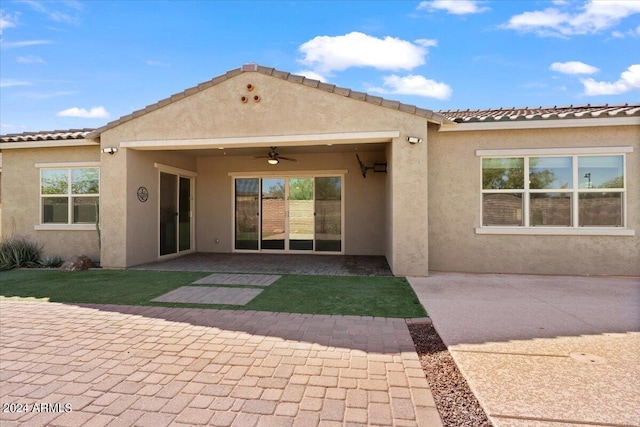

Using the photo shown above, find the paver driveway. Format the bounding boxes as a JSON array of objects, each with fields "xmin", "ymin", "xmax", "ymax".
[{"xmin": 0, "ymin": 300, "xmax": 442, "ymax": 426}]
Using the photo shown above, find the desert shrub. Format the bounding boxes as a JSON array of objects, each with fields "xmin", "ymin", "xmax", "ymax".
[
  {"xmin": 0, "ymin": 238, "xmax": 42, "ymax": 271},
  {"xmin": 39, "ymin": 255, "xmax": 64, "ymax": 269}
]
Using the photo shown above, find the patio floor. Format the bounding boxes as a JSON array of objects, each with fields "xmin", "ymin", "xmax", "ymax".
[{"xmin": 134, "ymin": 253, "xmax": 394, "ymax": 276}]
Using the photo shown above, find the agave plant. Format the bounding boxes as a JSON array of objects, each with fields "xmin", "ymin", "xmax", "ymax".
[
  {"xmin": 0, "ymin": 238, "xmax": 42, "ymax": 271},
  {"xmin": 39, "ymin": 255, "xmax": 64, "ymax": 268}
]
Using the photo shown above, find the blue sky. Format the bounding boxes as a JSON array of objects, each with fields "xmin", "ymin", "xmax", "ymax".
[{"xmin": 1, "ymin": 0, "xmax": 639, "ymax": 133}]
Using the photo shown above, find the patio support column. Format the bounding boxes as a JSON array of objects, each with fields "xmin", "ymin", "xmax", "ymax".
[
  {"xmin": 99, "ymin": 136, "xmax": 128, "ymax": 268},
  {"xmin": 386, "ymin": 129, "xmax": 429, "ymax": 276}
]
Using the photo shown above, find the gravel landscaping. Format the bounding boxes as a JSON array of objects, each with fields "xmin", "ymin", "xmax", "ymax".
[{"xmin": 409, "ymin": 323, "xmax": 492, "ymax": 427}]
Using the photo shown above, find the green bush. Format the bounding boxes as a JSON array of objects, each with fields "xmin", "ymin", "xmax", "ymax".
[{"xmin": 0, "ymin": 238, "xmax": 42, "ymax": 271}]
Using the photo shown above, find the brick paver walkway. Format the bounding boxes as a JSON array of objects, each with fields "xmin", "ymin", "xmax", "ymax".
[
  {"xmin": 152, "ymin": 286, "xmax": 264, "ymax": 305},
  {"xmin": 0, "ymin": 300, "xmax": 442, "ymax": 427}
]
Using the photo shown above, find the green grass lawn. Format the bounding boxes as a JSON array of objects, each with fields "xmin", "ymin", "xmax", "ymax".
[{"xmin": 0, "ymin": 269, "xmax": 427, "ymax": 318}]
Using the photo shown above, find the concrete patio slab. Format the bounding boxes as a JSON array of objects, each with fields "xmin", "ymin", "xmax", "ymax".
[
  {"xmin": 192, "ymin": 273, "xmax": 281, "ymax": 286},
  {"xmin": 134, "ymin": 253, "xmax": 394, "ymax": 276},
  {"xmin": 151, "ymin": 286, "xmax": 263, "ymax": 305},
  {"xmin": 0, "ymin": 300, "xmax": 443, "ymax": 427},
  {"xmin": 408, "ymin": 272, "xmax": 640, "ymax": 427}
]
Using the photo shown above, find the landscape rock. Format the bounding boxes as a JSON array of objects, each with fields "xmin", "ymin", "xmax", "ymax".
[{"xmin": 59, "ymin": 255, "xmax": 96, "ymax": 272}]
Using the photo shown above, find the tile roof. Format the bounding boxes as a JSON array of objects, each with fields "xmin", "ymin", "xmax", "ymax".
[
  {"xmin": 0, "ymin": 129, "xmax": 94, "ymax": 143},
  {"xmin": 438, "ymin": 103, "xmax": 640, "ymax": 123},
  {"xmin": 85, "ymin": 63, "xmax": 448, "ymax": 139}
]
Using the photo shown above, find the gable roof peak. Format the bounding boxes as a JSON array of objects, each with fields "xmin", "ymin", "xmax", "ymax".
[{"xmin": 85, "ymin": 63, "xmax": 445, "ymax": 140}]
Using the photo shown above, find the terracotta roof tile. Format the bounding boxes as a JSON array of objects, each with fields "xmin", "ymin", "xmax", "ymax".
[
  {"xmin": 3, "ymin": 67, "xmax": 637, "ymax": 144},
  {"xmin": 439, "ymin": 104, "xmax": 640, "ymax": 123},
  {"xmin": 0, "ymin": 129, "xmax": 94, "ymax": 143}
]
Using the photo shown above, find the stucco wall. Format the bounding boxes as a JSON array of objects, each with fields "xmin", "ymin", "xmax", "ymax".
[
  {"xmin": 1, "ymin": 146, "xmax": 100, "ymax": 261},
  {"xmin": 98, "ymin": 71, "xmax": 430, "ymax": 275},
  {"xmin": 428, "ymin": 124, "xmax": 640, "ymax": 276},
  {"xmin": 195, "ymin": 150, "xmax": 386, "ymax": 255}
]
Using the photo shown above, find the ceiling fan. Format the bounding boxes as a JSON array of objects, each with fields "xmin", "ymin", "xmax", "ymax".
[{"xmin": 254, "ymin": 146, "xmax": 297, "ymax": 165}]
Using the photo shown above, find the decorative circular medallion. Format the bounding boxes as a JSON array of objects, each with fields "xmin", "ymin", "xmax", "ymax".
[{"xmin": 137, "ymin": 186, "xmax": 149, "ymax": 202}]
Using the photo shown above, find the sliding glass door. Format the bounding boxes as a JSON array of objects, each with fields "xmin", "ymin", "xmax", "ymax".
[
  {"xmin": 160, "ymin": 172, "xmax": 193, "ymax": 256},
  {"xmin": 315, "ymin": 177, "xmax": 342, "ymax": 252},
  {"xmin": 234, "ymin": 175, "xmax": 342, "ymax": 253},
  {"xmin": 235, "ymin": 178, "xmax": 259, "ymax": 250},
  {"xmin": 261, "ymin": 178, "xmax": 286, "ymax": 250},
  {"xmin": 289, "ymin": 177, "xmax": 314, "ymax": 251}
]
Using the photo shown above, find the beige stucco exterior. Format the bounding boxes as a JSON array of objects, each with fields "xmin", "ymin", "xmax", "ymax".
[
  {"xmin": 428, "ymin": 124, "xmax": 640, "ymax": 276},
  {"xmin": 1, "ymin": 68, "xmax": 638, "ymax": 277},
  {"xmin": 97, "ymin": 71, "xmax": 429, "ymax": 275},
  {"xmin": 1, "ymin": 146, "xmax": 101, "ymax": 261}
]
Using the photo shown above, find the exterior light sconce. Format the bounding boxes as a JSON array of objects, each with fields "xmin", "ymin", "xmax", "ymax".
[
  {"xmin": 407, "ymin": 136, "xmax": 423, "ymax": 144},
  {"xmin": 102, "ymin": 147, "xmax": 118, "ymax": 155},
  {"xmin": 268, "ymin": 158, "xmax": 279, "ymax": 165}
]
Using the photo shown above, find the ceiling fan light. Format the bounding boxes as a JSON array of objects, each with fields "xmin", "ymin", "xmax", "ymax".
[{"xmin": 268, "ymin": 158, "xmax": 279, "ymax": 165}]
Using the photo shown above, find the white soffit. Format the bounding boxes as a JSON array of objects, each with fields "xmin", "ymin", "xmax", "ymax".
[
  {"xmin": 120, "ymin": 131, "xmax": 400, "ymax": 150},
  {"xmin": 439, "ymin": 117, "xmax": 639, "ymax": 132}
]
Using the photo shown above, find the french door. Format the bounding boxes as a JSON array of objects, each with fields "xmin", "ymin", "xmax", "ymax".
[
  {"xmin": 160, "ymin": 172, "xmax": 193, "ymax": 256},
  {"xmin": 234, "ymin": 176, "xmax": 342, "ymax": 253}
]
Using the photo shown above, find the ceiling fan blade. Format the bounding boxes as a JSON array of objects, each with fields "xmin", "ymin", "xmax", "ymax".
[
  {"xmin": 278, "ymin": 156, "xmax": 297, "ymax": 162},
  {"xmin": 254, "ymin": 155, "xmax": 270, "ymax": 159}
]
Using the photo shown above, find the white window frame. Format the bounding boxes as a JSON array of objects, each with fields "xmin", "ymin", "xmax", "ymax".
[
  {"xmin": 35, "ymin": 162, "xmax": 100, "ymax": 231},
  {"xmin": 475, "ymin": 147, "xmax": 634, "ymax": 236}
]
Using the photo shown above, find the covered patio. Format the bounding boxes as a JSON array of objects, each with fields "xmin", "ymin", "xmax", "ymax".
[{"xmin": 133, "ymin": 253, "xmax": 393, "ymax": 276}]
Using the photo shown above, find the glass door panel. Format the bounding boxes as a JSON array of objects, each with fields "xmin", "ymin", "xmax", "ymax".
[
  {"xmin": 289, "ymin": 178, "xmax": 314, "ymax": 251},
  {"xmin": 235, "ymin": 178, "xmax": 259, "ymax": 250},
  {"xmin": 315, "ymin": 177, "xmax": 342, "ymax": 252},
  {"xmin": 178, "ymin": 177, "xmax": 191, "ymax": 251},
  {"xmin": 160, "ymin": 172, "xmax": 178, "ymax": 256},
  {"xmin": 261, "ymin": 178, "xmax": 285, "ymax": 250}
]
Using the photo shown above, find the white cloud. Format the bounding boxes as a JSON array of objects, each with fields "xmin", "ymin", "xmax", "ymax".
[
  {"xmin": 294, "ymin": 70, "xmax": 327, "ymax": 83},
  {"xmin": 550, "ymin": 61, "xmax": 599, "ymax": 74},
  {"xmin": 415, "ymin": 38, "xmax": 438, "ymax": 48},
  {"xmin": 146, "ymin": 60, "xmax": 170, "ymax": 67},
  {"xmin": 299, "ymin": 32, "xmax": 431, "ymax": 74},
  {"xmin": 21, "ymin": 0, "xmax": 82, "ymax": 25},
  {"xmin": 581, "ymin": 64, "xmax": 640, "ymax": 95},
  {"xmin": 504, "ymin": 1, "xmax": 640, "ymax": 36},
  {"xmin": 17, "ymin": 54, "xmax": 45, "ymax": 64},
  {"xmin": 1, "ymin": 40, "xmax": 53, "ymax": 49},
  {"xmin": 369, "ymin": 74, "xmax": 452, "ymax": 100},
  {"xmin": 417, "ymin": 0, "xmax": 489, "ymax": 15},
  {"xmin": 57, "ymin": 106, "xmax": 110, "ymax": 119},
  {"xmin": 0, "ymin": 78, "xmax": 31, "ymax": 87},
  {"xmin": 0, "ymin": 10, "xmax": 18, "ymax": 35},
  {"xmin": 23, "ymin": 91, "xmax": 76, "ymax": 99}
]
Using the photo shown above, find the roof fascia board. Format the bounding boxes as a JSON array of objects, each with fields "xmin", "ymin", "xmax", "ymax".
[
  {"xmin": 439, "ymin": 116, "xmax": 639, "ymax": 132},
  {"xmin": 120, "ymin": 131, "xmax": 400, "ymax": 150},
  {"xmin": 0, "ymin": 140, "xmax": 98, "ymax": 150}
]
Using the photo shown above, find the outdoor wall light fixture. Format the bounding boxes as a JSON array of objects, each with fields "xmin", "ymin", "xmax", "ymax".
[
  {"xmin": 268, "ymin": 158, "xmax": 279, "ymax": 165},
  {"xmin": 407, "ymin": 136, "xmax": 423, "ymax": 144},
  {"xmin": 101, "ymin": 147, "xmax": 118, "ymax": 155}
]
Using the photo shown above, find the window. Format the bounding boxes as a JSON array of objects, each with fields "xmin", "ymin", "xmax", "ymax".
[
  {"xmin": 481, "ymin": 154, "xmax": 626, "ymax": 229},
  {"xmin": 40, "ymin": 168, "xmax": 99, "ymax": 224}
]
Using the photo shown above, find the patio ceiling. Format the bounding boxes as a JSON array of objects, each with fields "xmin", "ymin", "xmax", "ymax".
[
  {"xmin": 119, "ymin": 130, "xmax": 395, "ymax": 157},
  {"xmin": 160, "ymin": 142, "xmax": 386, "ymax": 158}
]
